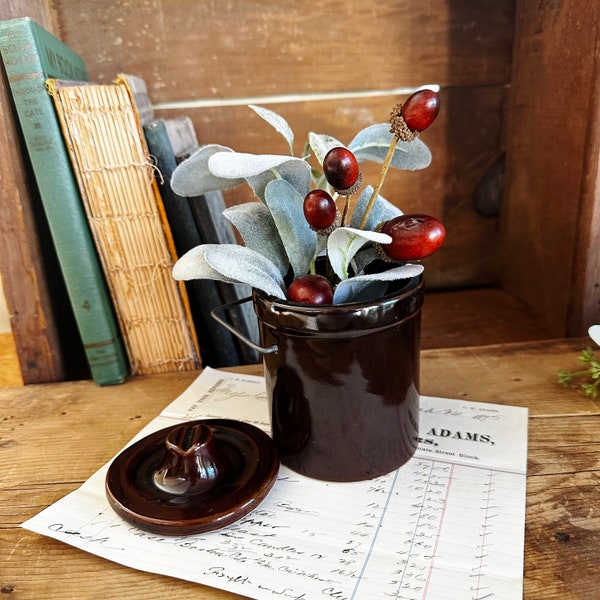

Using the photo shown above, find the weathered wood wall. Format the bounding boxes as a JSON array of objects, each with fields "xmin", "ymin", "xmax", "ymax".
[
  {"xmin": 502, "ymin": 0, "xmax": 600, "ymax": 336},
  {"xmin": 54, "ymin": 0, "xmax": 515, "ymax": 290},
  {"xmin": 3, "ymin": 0, "xmax": 599, "ymax": 378}
]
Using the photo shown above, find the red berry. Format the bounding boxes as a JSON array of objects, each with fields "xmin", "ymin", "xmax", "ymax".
[
  {"xmin": 380, "ymin": 214, "xmax": 445, "ymax": 261},
  {"xmin": 401, "ymin": 90, "xmax": 440, "ymax": 133},
  {"xmin": 323, "ymin": 147, "xmax": 360, "ymax": 191},
  {"xmin": 303, "ymin": 189, "xmax": 338, "ymax": 231},
  {"xmin": 287, "ymin": 274, "xmax": 333, "ymax": 305}
]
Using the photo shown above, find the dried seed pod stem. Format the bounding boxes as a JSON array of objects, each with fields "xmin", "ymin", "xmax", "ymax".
[{"xmin": 357, "ymin": 136, "xmax": 398, "ymax": 230}]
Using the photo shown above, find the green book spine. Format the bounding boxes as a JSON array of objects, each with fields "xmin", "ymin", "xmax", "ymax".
[{"xmin": 0, "ymin": 17, "xmax": 129, "ymax": 385}]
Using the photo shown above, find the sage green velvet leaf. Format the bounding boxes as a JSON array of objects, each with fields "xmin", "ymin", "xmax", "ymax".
[
  {"xmin": 170, "ymin": 144, "xmax": 244, "ymax": 196},
  {"xmin": 348, "ymin": 124, "xmax": 432, "ymax": 170},
  {"xmin": 247, "ymin": 158, "xmax": 311, "ymax": 203},
  {"xmin": 308, "ymin": 132, "xmax": 345, "ymax": 165},
  {"xmin": 342, "ymin": 280, "xmax": 389, "ymax": 304},
  {"xmin": 327, "ymin": 227, "xmax": 391, "ymax": 280},
  {"xmin": 208, "ymin": 152, "xmax": 307, "ymax": 179},
  {"xmin": 311, "ymin": 167, "xmax": 326, "ymax": 187},
  {"xmin": 172, "ymin": 244, "xmax": 285, "ymax": 299},
  {"xmin": 249, "ymin": 105, "xmax": 294, "ymax": 155},
  {"xmin": 349, "ymin": 185, "xmax": 403, "ymax": 230},
  {"xmin": 172, "ymin": 244, "xmax": 239, "ymax": 284},
  {"xmin": 264, "ymin": 179, "xmax": 316, "ymax": 278},
  {"xmin": 204, "ymin": 244, "xmax": 286, "ymax": 299},
  {"xmin": 333, "ymin": 264, "xmax": 424, "ymax": 304},
  {"xmin": 223, "ymin": 202, "xmax": 289, "ymax": 276},
  {"xmin": 301, "ymin": 137, "xmax": 312, "ymax": 161}
]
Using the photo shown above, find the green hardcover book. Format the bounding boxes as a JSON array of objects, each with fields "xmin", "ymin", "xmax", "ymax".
[{"xmin": 0, "ymin": 17, "xmax": 129, "ymax": 385}]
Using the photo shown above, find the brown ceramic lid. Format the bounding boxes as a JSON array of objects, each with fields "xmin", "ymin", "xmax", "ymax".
[{"xmin": 105, "ymin": 419, "xmax": 279, "ymax": 535}]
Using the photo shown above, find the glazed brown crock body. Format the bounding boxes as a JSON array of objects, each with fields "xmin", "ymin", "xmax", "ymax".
[{"xmin": 253, "ymin": 276, "xmax": 423, "ymax": 482}]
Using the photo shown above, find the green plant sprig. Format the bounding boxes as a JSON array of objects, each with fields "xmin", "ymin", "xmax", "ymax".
[{"xmin": 557, "ymin": 347, "xmax": 600, "ymax": 398}]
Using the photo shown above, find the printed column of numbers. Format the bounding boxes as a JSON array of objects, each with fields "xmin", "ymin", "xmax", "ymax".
[
  {"xmin": 349, "ymin": 459, "xmax": 454, "ymax": 600},
  {"xmin": 418, "ymin": 466, "xmax": 526, "ymax": 600}
]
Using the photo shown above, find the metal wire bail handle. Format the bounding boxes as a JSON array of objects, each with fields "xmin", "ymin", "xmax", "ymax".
[{"xmin": 211, "ymin": 297, "xmax": 278, "ymax": 355}]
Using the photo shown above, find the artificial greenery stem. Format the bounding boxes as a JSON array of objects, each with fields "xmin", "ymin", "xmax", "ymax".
[{"xmin": 357, "ymin": 136, "xmax": 399, "ymax": 229}]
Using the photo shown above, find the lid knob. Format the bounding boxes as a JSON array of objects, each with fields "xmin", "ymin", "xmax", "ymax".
[{"xmin": 153, "ymin": 423, "xmax": 229, "ymax": 495}]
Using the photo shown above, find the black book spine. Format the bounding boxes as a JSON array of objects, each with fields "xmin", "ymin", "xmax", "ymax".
[{"xmin": 144, "ymin": 119, "xmax": 242, "ymax": 367}]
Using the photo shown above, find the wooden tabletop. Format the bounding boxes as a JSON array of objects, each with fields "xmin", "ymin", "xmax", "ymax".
[{"xmin": 1, "ymin": 337, "xmax": 599, "ymax": 599}]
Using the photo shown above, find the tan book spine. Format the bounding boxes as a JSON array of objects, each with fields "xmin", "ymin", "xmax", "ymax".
[{"xmin": 47, "ymin": 77, "xmax": 200, "ymax": 375}]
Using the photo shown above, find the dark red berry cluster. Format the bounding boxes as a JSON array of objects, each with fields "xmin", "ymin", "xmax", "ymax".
[{"xmin": 286, "ymin": 89, "xmax": 444, "ymax": 305}]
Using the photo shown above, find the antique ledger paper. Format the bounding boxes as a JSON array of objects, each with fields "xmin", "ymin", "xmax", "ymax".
[{"xmin": 24, "ymin": 367, "xmax": 527, "ymax": 599}]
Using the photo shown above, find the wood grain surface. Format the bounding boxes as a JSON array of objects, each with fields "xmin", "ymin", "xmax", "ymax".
[
  {"xmin": 502, "ymin": 0, "xmax": 600, "ymax": 336},
  {"xmin": 1, "ymin": 338, "xmax": 599, "ymax": 598},
  {"xmin": 0, "ymin": 333, "xmax": 23, "ymax": 387},
  {"xmin": 57, "ymin": 1, "xmax": 514, "ymax": 97},
  {"xmin": 51, "ymin": 0, "xmax": 514, "ymax": 291}
]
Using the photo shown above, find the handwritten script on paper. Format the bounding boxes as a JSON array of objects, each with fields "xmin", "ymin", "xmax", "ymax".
[{"xmin": 22, "ymin": 367, "xmax": 528, "ymax": 600}]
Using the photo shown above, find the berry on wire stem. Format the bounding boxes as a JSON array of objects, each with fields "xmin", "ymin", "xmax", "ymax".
[
  {"xmin": 323, "ymin": 147, "xmax": 361, "ymax": 193},
  {"xmin": 323, "ymin": 147, "xmax": 363, "ymax": 225},
  {"xmin": 391, "ymin": 89, "xmax": 440, "ymax": 138},
  {"xmin": 287, "ymin": 274, "xmax": 334, "ymax": 305},
  {"xmin": 378, "ymin": 213, "xmax": 445, "ymax": 262},
  {"xmin": 358, "ymin": 89, "xmax": 440, "ymax": 231},
  {"xmin": 303, "ymin": 189, "xmax": 340, "ymax": 234}
]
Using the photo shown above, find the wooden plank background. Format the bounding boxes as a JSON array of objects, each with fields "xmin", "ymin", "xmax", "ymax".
[
  {"xmin": 53, "ymin": 0, "xmax": 515, "ymax": 290},
  {"xmin": 5, "ymin": 0, "xmax": 599, "ymax": 367},
  {"xmin": 502, "ymin": 0, "xmax": 600, "ymax": 336}
]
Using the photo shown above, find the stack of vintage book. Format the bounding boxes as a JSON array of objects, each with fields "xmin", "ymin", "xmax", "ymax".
[{"xmin": 0, "ymin": 17, "xmax": 258, "ymax": 385}]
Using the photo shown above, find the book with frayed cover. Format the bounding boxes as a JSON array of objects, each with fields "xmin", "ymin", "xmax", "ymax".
[{"xmin": 47, "ymin": 75, "xmax": 201, "ymax": 375}]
